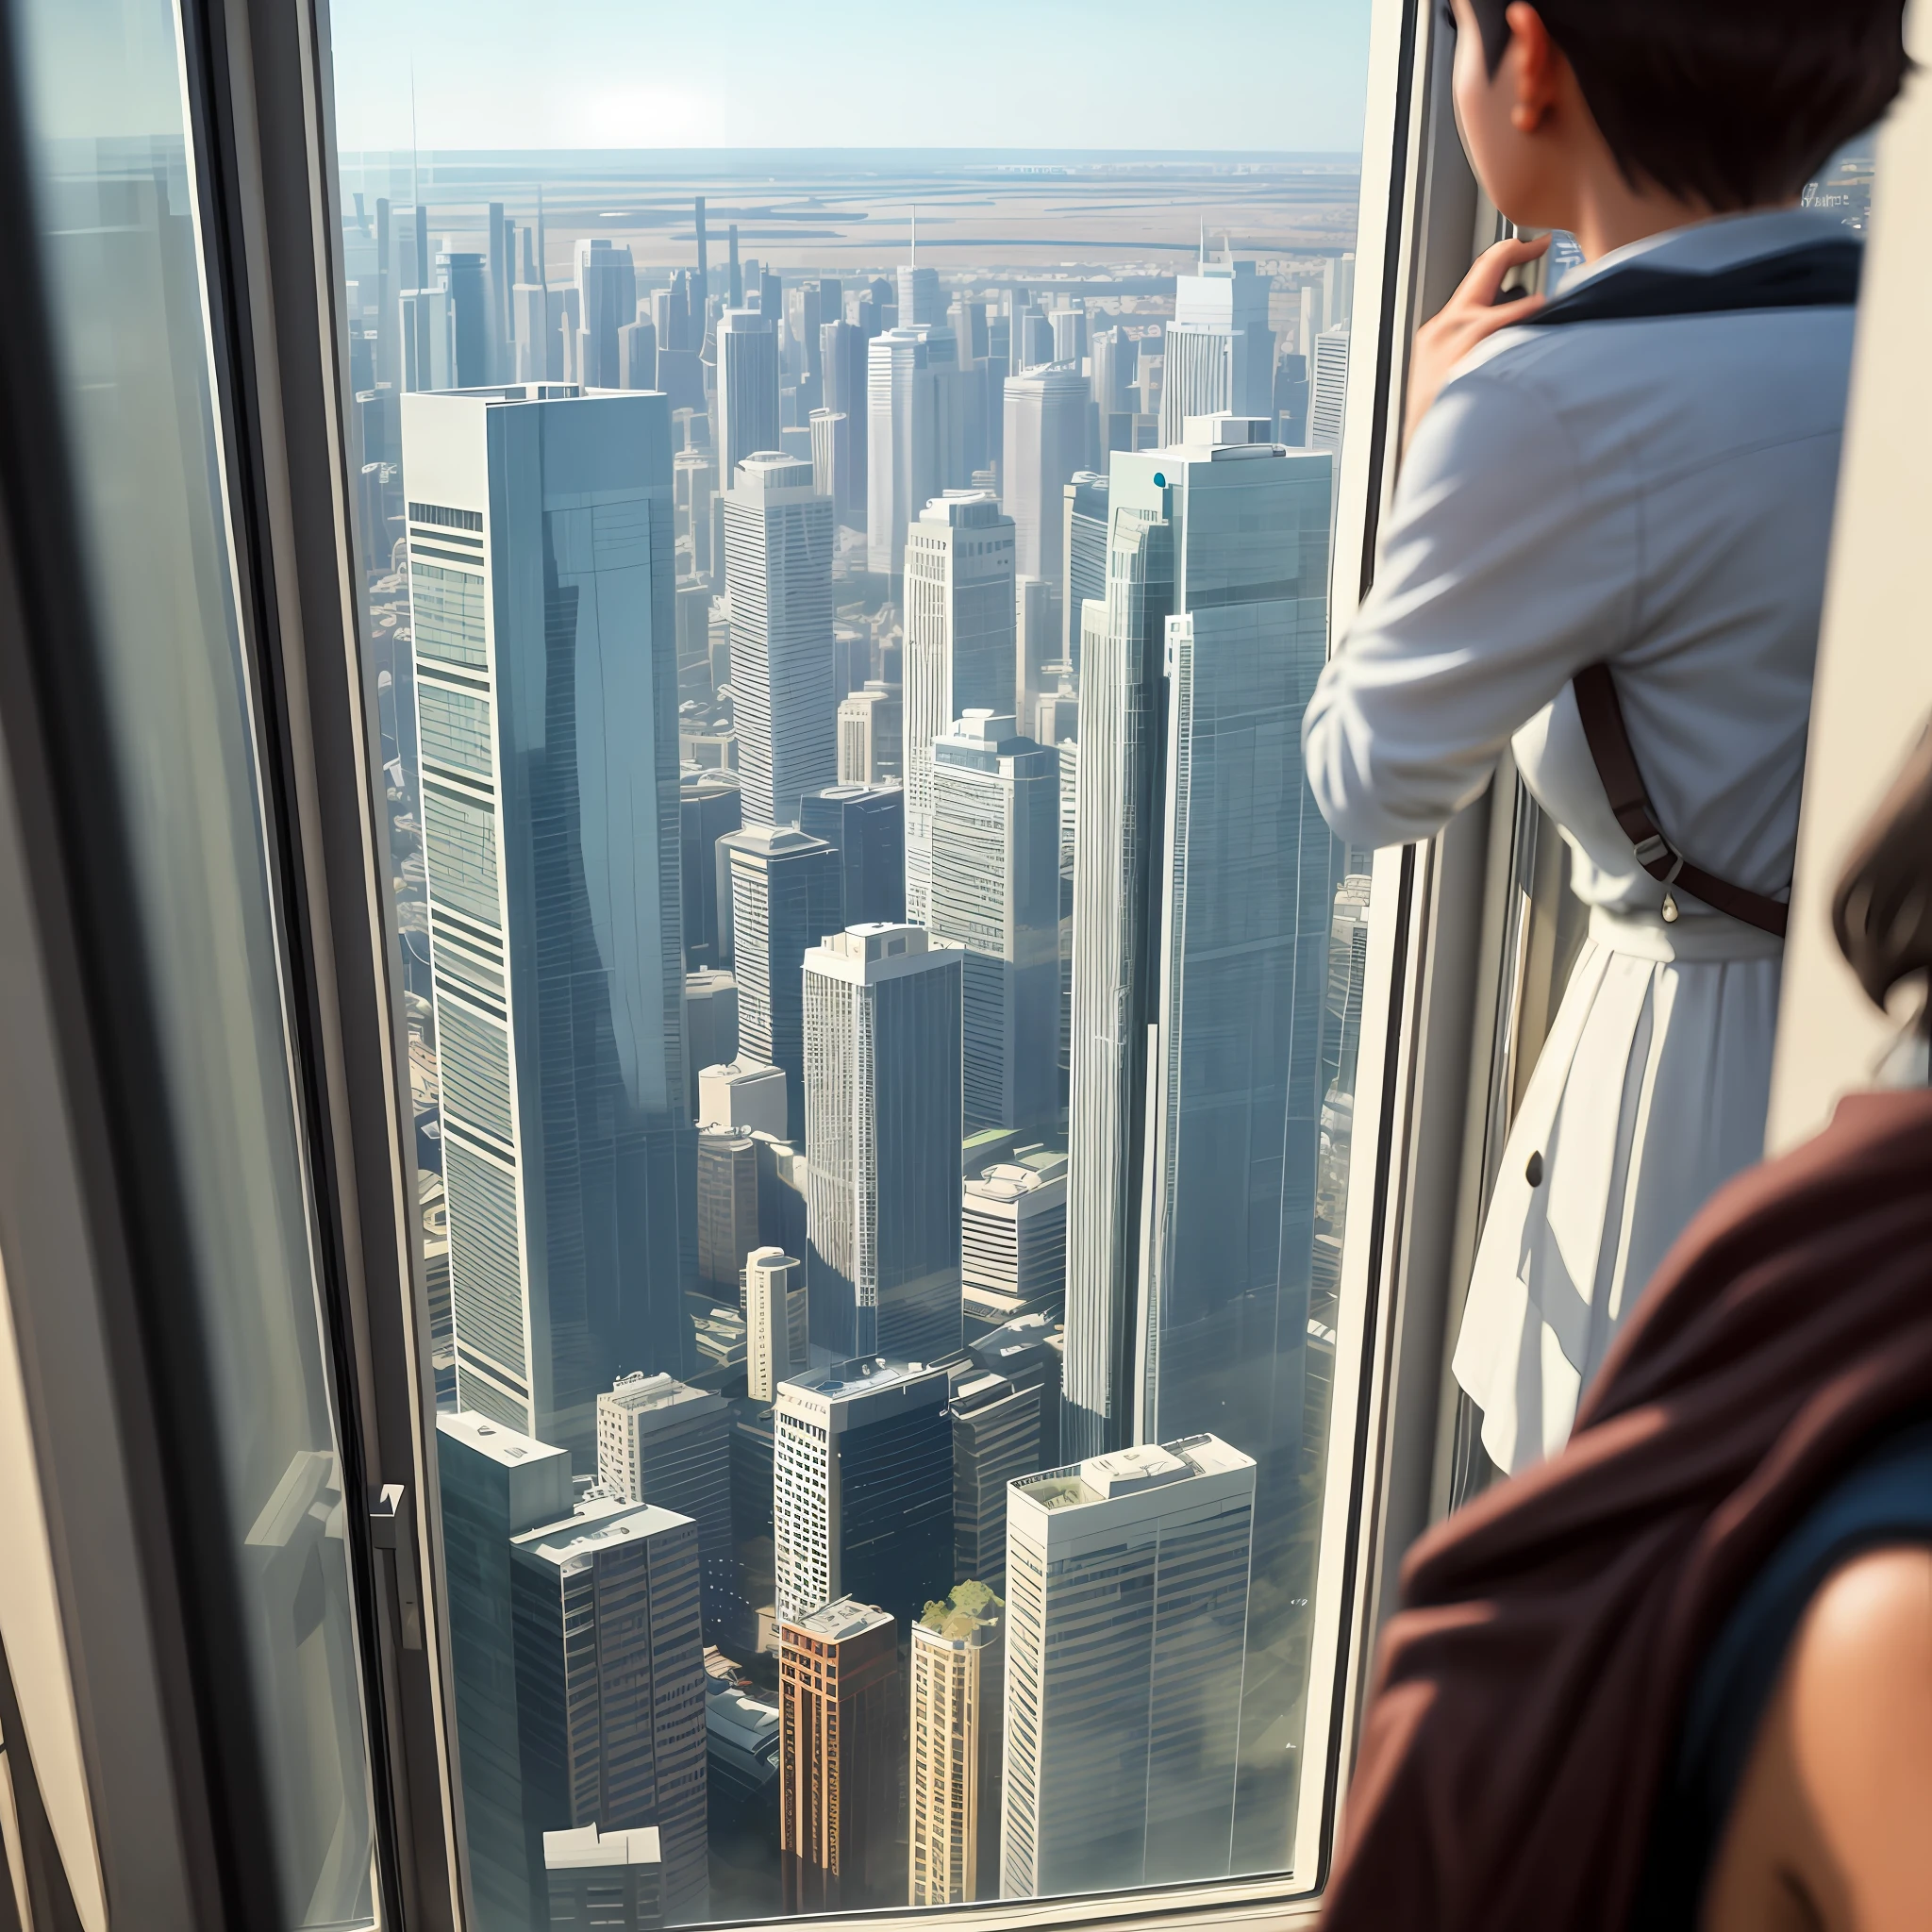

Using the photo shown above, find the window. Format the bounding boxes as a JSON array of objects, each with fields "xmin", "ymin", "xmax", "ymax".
[{"xmin": 325, "ymin": 1, "xmax": 1388, "ymax": 1922}]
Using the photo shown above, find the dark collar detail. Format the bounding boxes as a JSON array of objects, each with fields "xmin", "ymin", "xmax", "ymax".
[{"xmin": 1524, "ymin": 236, "xmax": 1862, "ymax": 327}]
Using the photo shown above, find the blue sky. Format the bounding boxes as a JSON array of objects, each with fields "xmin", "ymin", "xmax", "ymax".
[{"xmin": 328, "ymin": 0, "xmax": 1374, "ymax": 155}]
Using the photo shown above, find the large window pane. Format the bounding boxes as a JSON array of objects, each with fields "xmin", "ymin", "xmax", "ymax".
[
  {"xmin": 326, "ymin": 6, "xmax": 1377, "ymax": 1919},
  {"xmin": 12, "ymin": 0, "xmax": 378, "ymax": 1922}
]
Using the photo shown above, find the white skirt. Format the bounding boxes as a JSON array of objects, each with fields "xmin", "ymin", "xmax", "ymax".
[{"xmin": 1452, "ymin": 905, "xmax": 1784, "ymax": 1474}]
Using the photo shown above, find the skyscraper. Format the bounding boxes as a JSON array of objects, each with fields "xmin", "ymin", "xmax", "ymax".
[
  {"xmin": 680, "ymin": 770, "xmax": 741, "ymax": 972},
  {"xmin": 717, "ymin": 825, "xmax": 841, "ymax": 1141},
  {"xmin": 542, "ymin": 1825, "xmax": 664, "ymax": 1931},
  {"xmin": 436, "ymin": 1411, "xmax": 575, "ymax": 1932},
  {"xmin": 1003, "ymin": 366, "xmax": 1091, "ymax": 589},
  {"xmin": 772, "ymin": 1357, "xmax": 953, "ymax": 1628},
  {"xmin": 798, "ymin": 782, "xmax": 908, "ymax": 926},
  {"xmin": 928, "ymin": 713, "xmax": 1060, "ymax": 1133},
  {"xmin": 596, "ymin": 1373, "xmax": 735, "ymax": 1642},
  {"xmin": 808, "ymin": 407, "xmax": 860, "ymax": 527},
  {"xmin": 400, "ymin": 285, "xmax": 455, "ymax": 392},
  {"xmin": 908, "ymin": 1584, "xmax": 1004, "ymax": 1905},
  {"xmin": 1061, "ymin": 448, "xmax": 1174, "ymax": 1459},
  {"xmin": 1061, "ymin": 470, "xmax": 1109, "ymax": 664},
  {"xmin": 802, "ymin": 925, "xmax": 963, "ymax": 1361},
  {"xmin": 837, "ymin": 683, "xmax": 902, "ymax": 786},
  {"xmin": 1134, "ymin": 426, "xmax": 1341, "ymax": 1867},
  {"xmin": 867, "ymin": 326, "xmax": 956, "ymax": 584},
  {"xmin": 778, "ymin": 1600, "xmax": 902, "ymax": 1913},
  {"xmin": 901, "ymin": 491, "xmax": 1016, "ymax": 920},
  {"xmin": 722, "ymin": 452, "xmax": 837, "ymax": 829},
  {"xmin": 404, "ymin": 387, "xmax": 694, "ymax": 1462},
  {"xmin": 1001, "ymin": 1435, "xmax": 1256, "ymax": 1900},
  {"xmin": 944, "ymin": 1363, "xmax": 1042, "ymax": 1589},
  {"xmin": 510, "ymin": 1499, "xmax": 710, "ymax": 1921},
  {"xmin": 715, "ymin": 309, "xmax": 782, "ymax": 480},
  {"xmin": 441, "ymin": 250, "xmax": 496, "ymax": 387},
  {"xmin": 744, "ymin": 1246, "xmax": 807, "ymax": 1401},
  {"xmin": 1159, "ymin": 249, "xmax": 1274, "ymax": 444},
  {"xmin": 575, "ymin": 238, "xmax": 638, "ymax": 389},
  {"xmin": 961, "ymin": 1155, "xmax": 1067, "ymax": 1337},
  {"xmin": 696, "ymin": 1131, "xmax": 760, "ymax": 1294}
]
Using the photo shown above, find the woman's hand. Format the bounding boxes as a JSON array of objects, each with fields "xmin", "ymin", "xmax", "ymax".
[{"xmin": 1403, "ymin": 233, "xmax": 1552, "ymax": 451}]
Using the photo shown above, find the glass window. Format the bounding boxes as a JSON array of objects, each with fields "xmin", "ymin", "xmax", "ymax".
[
  {"xmin": 12, "ymin": 0, "xmax": 378, "ymax": 1921},
  {"xmin": 325, "ymin": 6, "xmax": 1382, "ymax": 1920}
]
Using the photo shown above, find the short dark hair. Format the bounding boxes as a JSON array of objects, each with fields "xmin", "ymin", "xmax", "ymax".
[
  {"xmin": 1835, "ymin": 723, "xmax": 1932, "ymax": 1031},
  {"xmin": 1469, "ymin": 0, "xmax": 1910, "ymax": 210}
]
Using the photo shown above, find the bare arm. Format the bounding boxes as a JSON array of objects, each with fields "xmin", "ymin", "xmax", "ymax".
[{"xmin": 1702, "ymin": 1546, "xmax": 1932, "ymax": 1932}]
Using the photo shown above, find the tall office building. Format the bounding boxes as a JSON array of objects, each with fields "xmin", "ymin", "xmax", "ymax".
[
  {"xmin": 820, "ymin": 318, "xmax": 869, "ymax": 504},
  {"xmin": 1135, "ymin": 427, "xmax": 1341, "ymax": 1868},
  {"xmin": 778, "ymin": 1600, "xmax": 903, "ymax": 1914},
  {"xmin": 400, "ymin": 285, "xmax": 455, "ymax": 392},
  {"xmin": 685, "ymin": 972, "xmax": 739, "ymax": 1117},
  {"xmin": 944, "ymin": 1363, "xmax": 1042, "ymax": 1590},
  {"xmin": 1159, "ymin": 250, "xmax": 1274, "ymax": 444},
  {"xmin": 575, "ymin": 238, "xmax": 638, "ymax": 389},
  {"xmin": 620, "ymin": 317, "xmax": 657, "ymax": 391},
  {"xmin": 961, "ymin": 1155, "xmax": 1067, "ymax": 1337},
  {"xmin": 897, "ymin": 258, "xmax": 943, "ymax": 328},
  {"xmin": 1061, "ymin": 441, "xmax": 1174, "ymax": 1459},
  {"xmin": 901, "ymin": 491, "xmax": 1016, "ymax": 919},
  {"xmin": 1061, "ymin": 471, "xmax": 1109, "ymax": 664},
  {"xmin": 867, "ymin": 327, "xmax": 936, "ymax": 582},
  {"xmin": 802, "ymin": 926, "xmax": 963, "ymax": 1361},
  {"xmin": 715, "ymin": 309, "xmax": 782, "ymax": 480},
  {"xmin": 772, "ymin": 1357, "xmax": 953, "ymax": 1628},
  {"xmin": 510, "ymin": 1499, "xmax": 709, "ymax": 1921},
  {"xmin": 440, "ymin": 250, "xmax": 496, "ymax": 387},
  {"xmin": 404, "ymin": 388, "xmax": 694, "ymax": 1463},
  {"xmin": 908, "ymin": 1585, "xmax": 1005, "ymax": 1905},
  {"xmin": 837, "ymin": 682, "xmax": 902, "ymax": 785},
  {"xmin": 1014, "ymin": 575, "xmax": 1062, "ymax": 747},
  {"xmin": 597, "ymin": 1374, "xmax": 735, "ymax": 1643},
  {"xmin": 1308, "ymin": 325, "xmax": 1351, "ymax": 455},
  {"xmin": 808, "ymin": 407, "xmax": 860, "ymax": 527},
  {"xmin": 542, "ymin": 1825, "xmax": 664, "ymax": 1930},
  {"xmin": 928, "ymin": 713, "xmax": 1060, "ymax": 1133},
  {"xmin": 1004, "ymin": 366, "xmax": 1091, "ymax": 589},
  {"xmin": 1001, "ymin": 1436, "xmax": 1257, "ymax": 1900},
  {"xmin": 717, "ymin": 825, "xmax": 841, "ymax": 1141},
  {"xmin": 697, "ymin": 1058, "xmax": 788, "ymax": 1139},
  {"xmin": 798, "ymin": 782, "xmax": 907, "ymax": 926},
  {"xmin": 744, "ymin": 1246, "xmax": 807, "ymax": 1401},
  {"xmin": 436, "ymin": 1411, "xmax": 574, "ymax": 1932},
  {"xmin": 696, "ymin": 1131, "xmax": 760, "ymax": 1293},
  {"xmin": 722, "ymin": 452, "xmax": 837, "ymax": 828},
  {"xmin": 1090, "ymin": 327, "xmax": 1139, "ymax": 417},
  {"xmin": 970, "ymin": 1311, "xmax": 1061, "ymax": 1474}
]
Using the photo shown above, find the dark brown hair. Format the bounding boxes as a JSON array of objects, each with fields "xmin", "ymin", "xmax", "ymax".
[
  {"xmin": 1834, "ymin": 723, "xmax": 1932, "ymax": 1028},
  {"xmin": 1468, "ymin": 0, "xmax": 1910, "ymax": 210}
]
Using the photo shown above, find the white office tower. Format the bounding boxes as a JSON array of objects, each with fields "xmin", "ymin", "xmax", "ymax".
[
  {"xmin": 1324, "ymin": 252, "xmax": 1357, "ymax": 333},
  {"xmin": 698, "ymin": 1057, "xmax": 788, "ymax": 1138},
  {"xmin": 403, "ymin": 388, "xmax": 692, "ymax": 1464},
  {"xmin": 898, "ymin": 260, "xmax": 944, "ymax": 327},
  {"xmin": 961, "ymin": 1156, "xmax": 1068, "ymax": 1337},
  {"xmin": 744, "ymin": 1246, "xmax": 807, "ymax": 1401},
  {"xmin": 902, "ymin": 492, "xmax": 1017, "ymax": 919},
  {"xmin": 908, "ymin": 1588, "xmax": 1005, "ymax": 1904},
  {"xmin": 1297, "ymin": 282, "xmax": 1323, "ymax": 361},
  {"xmin": 1004, "ymin": 365, "xmax": 1091, "ymax": 591},
  {"xmin": 1001, "ymin": 1436, "xmax": 1257, "ymax": 1899},
  {"xmin": 575, "ymin": 238, "xmax": 638, "ymax": 389},
  {"xmin": 1015, "ymin": 575, "xmax": 1062, "ymax": 737},
  {"xmin": 511, "ymin": 1500, "xmax": 710, "ymax": 1921},
  {"xmin": 838, "ymin": 682, "xmax": 903, "ymax": 785},
  {"xmin": 868, "ymin": 327, "xmax": 960, "ymax": 583},
  {"xmin": 596, "ymin": 1373, "xmax": 735, "ymax": 1641},
  {"xmin": 515, "ymin": 282, "xmax": 581, "ymax": 384},
  {"xmin": 928, "ymin": 713, "xmax": 1061, "ymax": 1133},
  {"xmin": 1308, "ymin": 325, "xmax": 1351, "ymax": 454},
  {"xmin": 1061, "ymin": 470, "xmax": 1172, "ymax": 1460},
  {"xmin": 543, "ymin": 1825, "xmax": 662, "ymax": 1931},
  {"xmin": 723, "ymin": 453, "xmax": 836, "ymax": 828},
  {"xmin": 808, "ymin": 407, "xmax": 861, "ymax": 527},
  {"xmin": 802, "ymin": 925, "xmax": 964, "ymax": 1360},
  {"xmin": 1160, "ymin": 252, "xmax": 1274, "ymax": 445},
  {"xmin": 716, "ymin": 308, "xmax": 782, "ymax": 481}
]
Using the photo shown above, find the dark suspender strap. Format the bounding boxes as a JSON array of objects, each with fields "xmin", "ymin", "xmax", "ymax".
[{"xmin": 1572, "ymin": 663, "xmax": 1790, "ymax": 939}]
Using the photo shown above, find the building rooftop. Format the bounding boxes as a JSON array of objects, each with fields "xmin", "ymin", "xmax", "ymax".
[
  {"xmin": 1014, "ymin": 1433, "xmax": 1255, "ymax": 1510},
  {"xmin": 916, "ymin": 1579, "xmax": 1003, "ymax": 1643},
  {"xmin": 779, "ymin": 1355, "xmax": 944, "ymax": 1402},
  {"xmin": 543, "ymin": 1824, "xmax": 661, "ymax": 1873},
  {"xmin": 511, "ymin": 1497, "xmax": 694, "ymax": 1573},
  {"xmin": 600, "ymin": 1371, "xmax": 724, "ymax": 1420},
  {"xmin": 435, "ymin": 1408, "xmax": 564, "ymax": 1471},
  {"xmin": 787, "ymin": 1596, "xmax": 892, "ymax": 1643}
]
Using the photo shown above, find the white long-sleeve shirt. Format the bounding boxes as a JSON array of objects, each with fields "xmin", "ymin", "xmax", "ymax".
[{"xmin": 1303, "ymin": 209, "xmax": 1857, "ymax": 924}]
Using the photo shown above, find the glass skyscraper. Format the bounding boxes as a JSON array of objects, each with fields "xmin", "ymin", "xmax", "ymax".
[{"xmin": 403, "ymin": 386, "xmax": 696, "ymax": 1469}]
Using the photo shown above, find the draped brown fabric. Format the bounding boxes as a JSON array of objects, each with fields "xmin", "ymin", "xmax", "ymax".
[{"xmin": 1322, "ymin": 1087, "xmax": 1932, "ymax": 1932}]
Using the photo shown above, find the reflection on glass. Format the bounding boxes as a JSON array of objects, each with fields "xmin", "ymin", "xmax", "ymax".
[
  {"xmin": 14, "ymin": 0, "xmax": 376, "ymax": 1923},
  {"xmin": 329, "ymin": 7, "xmax": 1374, "ymax": 1917}
]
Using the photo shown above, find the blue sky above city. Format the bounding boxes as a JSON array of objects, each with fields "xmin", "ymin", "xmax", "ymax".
[{"xmin": 328, "ymin": 0, "xmax": 1374, "ymax": 156}]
